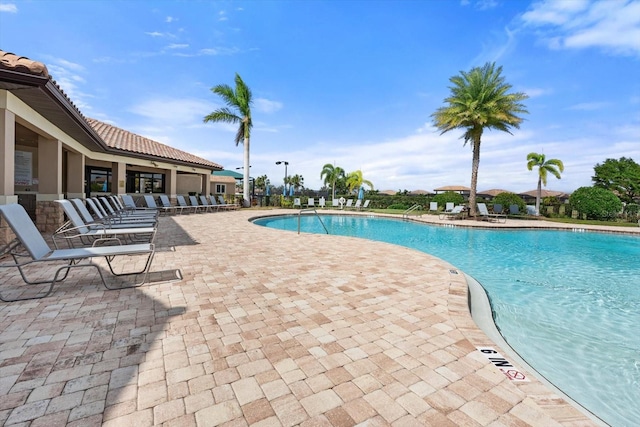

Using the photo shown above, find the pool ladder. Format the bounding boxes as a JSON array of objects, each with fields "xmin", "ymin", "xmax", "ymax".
[
  {"xmin": 298, "ymin": 208, "xmax": 329, "ymax": 235},
  {"xmin": 403, "ymin": 204, "xmax": 422, "ymax": 219}
]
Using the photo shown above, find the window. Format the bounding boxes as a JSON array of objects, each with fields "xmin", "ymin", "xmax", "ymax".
[
  {"xmin": 126, "ymin": 171, "xmax": 166, "ymax": 193},
  {"xmin": 87, "ymin": 167, "xmax": 112, "ymax": 193},
  {"xmin": 215, "ymin": 184, "xmax": 226, "ymax": 194}
]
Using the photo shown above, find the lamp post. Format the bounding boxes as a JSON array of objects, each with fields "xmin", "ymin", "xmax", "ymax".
[{"xmin": 275, "ymin": 161, "xmax": 289, "ymax": 196}]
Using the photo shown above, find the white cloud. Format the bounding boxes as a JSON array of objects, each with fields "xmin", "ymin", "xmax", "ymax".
[
  {"xmin": 521, "ymin": 0, "xmax": 640, "ymax": 56},
  {"xmin": 46, "ymin": 60, "xmax": 91, "ymax": 111},
  {"xmin": 567, "ymin": 101, "xmax": 610, "ymax": 111},
  {"xmin": 254, "ymin": 98, "xmax": 283, "ymax": 114},
  {"xmin": 199, "ymin": 47, "xmax": 240, "ymax": 56},
  {"xmin": 127, "ymin": 97, "xmax": 215, "ymax": 125},
  {"xmin": 522, "ymin": 0, "xmax": 590, "ymax": 25},
  {"xmin": 165, "ymin": 16, "xmax": 174, "ymax": 23},
  {"xmin": 145, "ymin": 31, "xmax": 164, "ymax": 37},
  {"xmin": 520, "ymin": 87, "xmax": 553, "ymax": 98},
  {"xmin": 167, "ymin": 43, "xmax": 188, "ymax": 49},
  {"xmin": 0, "ymin": 3, "xmax": 17, "ymax": 13}
]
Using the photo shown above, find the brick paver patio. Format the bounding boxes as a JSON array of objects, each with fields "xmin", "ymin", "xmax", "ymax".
[{"xmin": 0, "ymin": 209, "xmax": 605, "ymax": 426}]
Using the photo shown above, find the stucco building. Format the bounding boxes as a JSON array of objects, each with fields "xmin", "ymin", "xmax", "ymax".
[{"xmin": 0, "ymin": 50, "xmax": 223, "ymax": 240}]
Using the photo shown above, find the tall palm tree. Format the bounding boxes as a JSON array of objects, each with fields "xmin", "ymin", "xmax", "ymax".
[
  {"xmin": 203, "ymin": 73, "xmax": 253, "ymax": 207},
  {"xmin": 432, "ymin": 62, "xmax": 528, "ymax": 216},
  {"xmin": 345, "ymin": 170, "xmax": 374, "ymax": 195},
  {"xmin": 320, "ymin": 163, "xmax": 345, "ymax": 200},
  {"xmin": 289, "ymin": 174, "xmax": 305, "ymax": 192},
  {"xmin": 527, "ymin": 152, "xmax": 564, "ymax": 216}
]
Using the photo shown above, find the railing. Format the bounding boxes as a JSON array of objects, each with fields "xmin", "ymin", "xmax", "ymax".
[
  {"xmin": 298, "ymin": 208, "xmax": 329, "ymax": 235},
  {"xmin": 402, "ymin": 204, "xmax": 422, "ymax": 219}
]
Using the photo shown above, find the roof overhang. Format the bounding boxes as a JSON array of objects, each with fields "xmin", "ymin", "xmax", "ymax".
[{"xmin": 0, "ymin": 68, "xmax": 109, "ymax": 152}]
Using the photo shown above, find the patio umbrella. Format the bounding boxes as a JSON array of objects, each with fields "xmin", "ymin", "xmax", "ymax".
[
  {"xmin": 289, "ymin": 186, "xmax": 294, "ymax": 197},
  {"xmin": 358, "ymin": 187, "xmax": 364, "ymax": 200},
  {"xmin": 265, "ymin": 185, "xmax": 270, "ymax": 196}
]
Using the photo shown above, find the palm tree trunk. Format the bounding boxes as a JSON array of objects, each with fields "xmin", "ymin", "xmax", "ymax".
[
  {"xmin": 243, "ymin": 136, "xmax": 250, "ymax": 207},
  {"xmin": 469, "ymin": 139, "xmax": 481, "ymax": 217},
  {"xmin": 536, "ymin": 177, "xmax": 542, "ymax": 216}
]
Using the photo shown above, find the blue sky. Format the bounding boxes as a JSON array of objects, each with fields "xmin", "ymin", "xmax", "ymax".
[{"xmin": 1, "ymin": 0, "xmax": 639, "ymax": 193}]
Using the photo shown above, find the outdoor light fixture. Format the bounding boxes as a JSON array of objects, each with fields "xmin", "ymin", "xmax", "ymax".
[{"xmin": 276, "ymin": 161, "xmax": 289, "ymax": 196}]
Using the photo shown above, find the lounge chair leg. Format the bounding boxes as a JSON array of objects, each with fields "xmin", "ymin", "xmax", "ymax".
[{"xmin": 103, "ymin": 249, "xmax": 156, "ymax": 289}]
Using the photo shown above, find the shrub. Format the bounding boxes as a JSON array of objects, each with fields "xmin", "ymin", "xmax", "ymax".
[
  {"xmin": 432, "ymin": 192, "xmax": 464, "ymax": 208},
  {"xmin": 492, "ymin": 192, "xmax": 525, "ymax": 213},
  {"xmin": 388, "ymin": 203, "xmax": 409, "ymax": 210},
  {"xmin": 569, "ymin": 186, "xmax": 622, "ymax": 220},
  {"xmin": 625, "ymin": 203, "xmax": 639, "ymax": 216}
]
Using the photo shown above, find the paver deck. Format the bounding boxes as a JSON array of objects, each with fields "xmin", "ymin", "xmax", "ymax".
[{"xmin": 0, "ymin": 208, "xmax": 611, "ymax": 426}]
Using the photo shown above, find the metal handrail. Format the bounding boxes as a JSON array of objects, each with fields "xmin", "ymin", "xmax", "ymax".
[
  {"xmin": 402, "ymin": 204, "xmax": 422, "ymax": 219},
  {"xmin": 298, "ymin": 208, "xmax": 329, "ymax": 234}
]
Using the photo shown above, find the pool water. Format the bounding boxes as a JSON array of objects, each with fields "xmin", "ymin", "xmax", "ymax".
[{"xmin": 254, "ymin": 214, "xmax": 640, "ymax": 427}]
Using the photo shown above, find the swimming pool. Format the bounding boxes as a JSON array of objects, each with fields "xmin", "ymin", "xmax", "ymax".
[{"xmin": 254, "ymin": 214, "xmax": 640, "ymax": 427}]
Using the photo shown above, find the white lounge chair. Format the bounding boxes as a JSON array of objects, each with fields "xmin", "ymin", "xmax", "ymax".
[
  {"xmin": 319, "ymin": 197, "xmax": 326, "ymax": 208},
  {"xmin": 429, "ymin": 202, "xmax": 438, "ymax": 212},
  {"xmin": 477, "ymin": 203, "xmax": 507, "ymax": 223},
  {"xmin": 344, "ymin": 199, "xmax": 354, "ymax": 209},
  {"xmin": 361, "ymin": 200, "xmax": 370, "ymax": 210},
  {"xmin": 120, "ymin": 195, "xmax": 158, "ymax": 216},
  {"xmin": 332, "ymin": 199, "xmax": 339, "ymax": 208},
  {"xmin": 308, "ymin": 198, "xmax": 315, "ymax": 208},
  {"xmin": 353, "ymin": 199, "xmax": 362, "ymax": 210},
  {"xmin": 439, "ymin": 205, "xmax": 465, "ymax": 220},
  {"xmin": 100, "ymin": 196, "xmax": 157, "ymax": 220},
  {"xmin": 146, "ymin": 194, "xmax": 182, "ymax": 216},
  {"xmin": 217, "ymin": 196, "xmax": 238, "ymax": 210},
  {"xmin": 71, "ymin": 199, "xmax": 155, "ymax": 229},
  {"xmin": 54, "ymin": 200, "xmax": 156, "ymax": 248},
  {"xmin": 199, "ymin": 195, "xmax": 218, "ymax": 212},
  {"xmin": 159, "ymin": 195, "xmax": 185, "ymax": 215},
  {"xmin": 0, "ymin": 203, "xmax": 156, "ymax": 301}
]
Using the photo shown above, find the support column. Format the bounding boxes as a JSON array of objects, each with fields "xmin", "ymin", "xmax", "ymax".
[
  {"xmin": 112, "ymin": 162, "xmax": 127, "ymax": 195},
  {"xmin": 166, "ymin": 168, "xmax": 177, "ymax": 203},
  {"xmin": 203, "ymin": 173, "xmax": 211, "ymax": 196},
  {"xmin": 0, "ymin": 109, "xmax": 17, "ymax": 246},
  {"xmin": 0, "ymin": 109, "xmax": 17, "ymax": 205},
  {"xmin": 36, "ymin": 136, "xmax": 64, "ymax": 232},
  {"xmin": 66, "ymin": 151, "xmax": 85, "ymax": 199}
]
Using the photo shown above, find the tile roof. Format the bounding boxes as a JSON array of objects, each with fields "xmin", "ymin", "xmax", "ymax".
[
  {"xmin": 1, "ymin": 50, "xmax": 221, "ymax": 170},
  {"xmin": 519, "ymin": 189, "xmax": 570, "ymax": 198},
  {"xmin": 0, "ymin": 50, "xmax": 49, "ymax": 77},
  {"xmin": 87, "ymin": 118, "xmax": 222, "ymax": 169},
  {"xmin": 433, "ymin": 185, "xmax": 471, "ymax": 192}
]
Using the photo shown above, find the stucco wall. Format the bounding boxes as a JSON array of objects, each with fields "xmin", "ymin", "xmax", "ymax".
[{"xmin": 176, "ymin": 174, "xmax": 202, "ymax": 194}]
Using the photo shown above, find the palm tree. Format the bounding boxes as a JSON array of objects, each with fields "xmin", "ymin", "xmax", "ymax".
[
  {"xmin": 432, "ymin": 62, "xmax": 528, "ymax": 216},
  {"xmin": 254, "ymin": 175, "xmax": 269, "ymax": 194},
  {"xmin": 527, "ymin": 152, "xmax": 564, "ymax": 216},
  {"xmin": 345, "ymin": 170, "xmax": 374, "ymax": 195},
  {"xmin": 320, "ymin": 163, "xmax": 345, "ymax": 200},
  {"xmin": 289, "ymin": 174, "xmax": 304, "ymax": 192},
  {"xmin": 203, "ymin": 73, "xmax": 253, "ymax": 207}
]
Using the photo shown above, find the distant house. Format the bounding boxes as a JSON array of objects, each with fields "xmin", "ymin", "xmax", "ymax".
[
  {"xmin": 211, "ymin": 170, "xmax": 245, "ymax": 197},
  {"xmin": 518, "ymin": 189, "xmax": 571, "ymax": 203},
  {"xmin": 0, "ymin": 50, "xmax": 222, "ymax": 235},
  {"xmin": 477, "ymin": 189, "xmax": 510, "ymax": 199},
  {"xmin": 433, "ymin": 185, "xmax": 471, "ymax": 196}
]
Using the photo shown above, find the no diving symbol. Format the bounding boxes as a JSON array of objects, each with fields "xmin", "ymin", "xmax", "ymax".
[
  {"xmin": 502, "ymin": 369, "xmax": 527, "ymax": 381},
  {"xmin": 477, "ymin": 346, "xmax": 530, "ymax": 382}
]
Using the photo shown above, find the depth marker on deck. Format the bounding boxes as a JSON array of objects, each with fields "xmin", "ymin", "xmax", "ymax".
[{"xmin": 477, "ymin": 347, "xmax": 530, "ymax": 382}]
